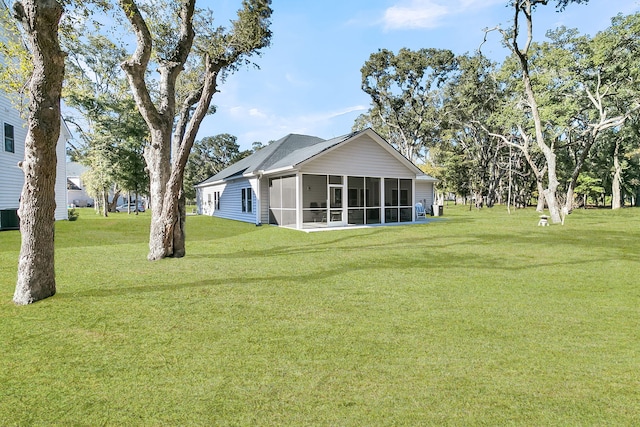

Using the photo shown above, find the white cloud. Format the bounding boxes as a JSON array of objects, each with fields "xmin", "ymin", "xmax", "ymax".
[
  {"xmin": 211, "ymin": 104, "xmax": 369, "ymax": 148},
  {"xmin": 382, "ymin": 0, "xmax": 450, "ymax": 30},
  {"xmin": 284, "ymin": 72, "xmax": 310, "ymax": 87},
  {"xmin": 227, "ymin": 104, "xmax": 367, "ymax": 128},
  {"xmin": 302, "ymin": 105, "xmax": 369, "ymax": 122},
  {"xmin": 229, "ymin": 106, "xmax": 244, "ymax": 116},
  {"xmin": 248, "ymin": 108, "xmax": 267, "ymax": 119},
  {"xmin": 380, "ymin": 0, "xmax": 504, "ymax": 30}
]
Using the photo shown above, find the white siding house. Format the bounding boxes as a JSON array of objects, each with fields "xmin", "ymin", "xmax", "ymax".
[
  {"xmin": 55, "ymin": 122, "xmax": 71, "ymax": 219},
  {"xmin": 1, "ymin": 12, "xmax": 69, "ymax": 229},
  {"xmin": 0, "ymin": 88, "xmax": 70, "ymax": 229},
  {"xmin": 66, "ymin": 161, "xmax": 95, "ymax": 207},
  {"xmin": 195, "ymin": 128, "xmax": 438, "ymax": 230},
  {"xmin": 0, "ymin": 89, "xmax": 26, "ymax": 230}
]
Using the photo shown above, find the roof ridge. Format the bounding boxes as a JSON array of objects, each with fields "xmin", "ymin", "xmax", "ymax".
[
  {"xmin": 252, "ymin": 134, "xmax": 294, "ymax": 171},
  {"xmin": 255, "ymin": 133, "xmax": 325, "ymax": 171}
]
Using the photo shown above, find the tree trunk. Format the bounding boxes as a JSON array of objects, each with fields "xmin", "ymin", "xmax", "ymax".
[
  {"xmin": 146, "ymin": 130, "xmax": 172, "ymax": 260},
  {"xmin": 12, "ymin": 0, "xmax": 65, "ymax": 305},
  {"xmin": 565, "ymin": 186, "xmax": 575, "ymax": 211},
  {"xmin": 172, "ymin": 190, "xmax": 187, "ymax": 257},
  {"xmin": 119, "ymin": 0, "xmax": 270, "ymax": 260},
  {"xmin": 612, "ymin": 140, "xmax": 622, "ymax": 210},
  {"xmin": 101, "ymin": 189, "xmax": 107, "ymax": 216},
  {"xmin": 535, "ymin": 180, "xmax": 546, "ymax": 212},
  {"xmin": 510, "ymin": 1, "xmax": 563, "ymax": 223},
  {"xmin": 108, "ymin": 188, "xmax": 121, "ymax": 212},
  {"xmin": 541, "ymin": 152, "xmax": 562, "ymax": 223}
]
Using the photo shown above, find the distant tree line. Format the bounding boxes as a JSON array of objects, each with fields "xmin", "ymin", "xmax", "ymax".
[
  {"xmin": 356, "ymin": 1, "xmax": 640, "ymax": 223},
  {"xmin": 183, "ymin": 134, "xmax": 253, "ymax": 203}
]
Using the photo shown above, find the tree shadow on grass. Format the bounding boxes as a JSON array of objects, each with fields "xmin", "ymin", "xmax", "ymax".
[
  {"xmin": 57, "ymin": 242, "xmax": 621, "ymax": 300},
  {"xmin": 54, "ymin": 214, "xmax": 640, "ymax": 300}
]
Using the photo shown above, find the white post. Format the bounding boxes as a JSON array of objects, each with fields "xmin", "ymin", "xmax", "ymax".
[
  {"xmin": 255, "ymin": 176, "xmax": 261, "ymax": 225},
  {"xmin": 296, "ymin": 173, "xmax": 302, "ymax": 230}
]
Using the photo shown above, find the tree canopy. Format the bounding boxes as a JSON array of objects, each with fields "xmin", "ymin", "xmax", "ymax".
[
  {"xmin": 358, "ymin": 6, "xmax": 640, "ymax": 215},
  {"xmin": 183, "ymin": 134, "xmax": 250, "ymax": 202}
]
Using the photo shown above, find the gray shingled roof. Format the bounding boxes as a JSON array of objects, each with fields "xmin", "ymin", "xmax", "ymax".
[
  {"xmin": 196, "ymin": 132, "xmax": 343, "ymax": 186},
  {"xmin": 195, "ymin": 129, "xmax": 434, "ymax": 186}
]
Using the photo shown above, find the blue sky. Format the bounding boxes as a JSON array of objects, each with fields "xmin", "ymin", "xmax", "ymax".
[{"xmin": 200, "ymin": 0, "xmax": 640, "ymax": 150}]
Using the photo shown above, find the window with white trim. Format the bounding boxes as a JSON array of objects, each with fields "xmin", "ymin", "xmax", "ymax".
[
  {"xmin": 241, "ymin": 187, "xmax": 252, "ymax": 213},
  {"xmin": 4, "ymin": 123, "xmax": 14, "ymax": 153},
  {"xmin": 214, "ymin": 191, "xmax": 220, "ymax": 210}
]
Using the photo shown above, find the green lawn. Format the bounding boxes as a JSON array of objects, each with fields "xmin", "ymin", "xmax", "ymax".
[{"xmin": 1, "ymin": 206, "xmax": 638, "ymax": 426}]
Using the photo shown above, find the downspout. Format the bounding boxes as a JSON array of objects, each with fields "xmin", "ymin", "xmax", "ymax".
[
  {"xmin": 296, "ymin": 172, "xmax": 302, "ymax": 230},
  {"xmin": 196, "ymin": 187, "xmax": 201, "ymax": 215},
  {"xmin": 380, "ymin": 178, "xmax": 385, "ymax": 224},
  {"xmin": 412, "ymin": 179, "xmax": 416, "ymax": 222},
  {"xmin": 255, "ymin": 173, "xmax": 262, "ymax": 226}
]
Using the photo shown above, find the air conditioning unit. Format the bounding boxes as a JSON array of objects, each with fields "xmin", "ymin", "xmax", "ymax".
[{"xmin": 0, "ymin": 209, "xmax": 20, "ymax": 231}]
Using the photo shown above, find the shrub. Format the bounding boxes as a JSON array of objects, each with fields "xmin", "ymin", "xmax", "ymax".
[{"xmin": 67, "ymin": 208, "xmax": 79, "ymax": 221}]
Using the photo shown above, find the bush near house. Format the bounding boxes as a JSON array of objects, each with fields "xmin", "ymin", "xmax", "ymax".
[
  {"xmin": 0, "ymin": 206, "xmax": 638, "ymax": 425},
  {"xmin": 67, "ymin": 208, "xmax": 79, "ymax": 221}
]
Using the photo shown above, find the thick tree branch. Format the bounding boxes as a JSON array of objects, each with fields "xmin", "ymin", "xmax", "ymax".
[{"xmin": 119, "ymin": 0, "xmax": 159, "ymax": 128}]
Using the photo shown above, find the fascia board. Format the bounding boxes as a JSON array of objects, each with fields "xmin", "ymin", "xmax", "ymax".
[
  {"xmin": 194, "ymin": 179, "xmax": 225, "ymax": 188},
  {"xmin": 260, "ymin": 166, "xmax": 297, "ymax": 176}
]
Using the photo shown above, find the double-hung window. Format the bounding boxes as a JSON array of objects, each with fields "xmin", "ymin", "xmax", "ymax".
[
  {"xmin": 4, "ymin": 124, "xmax": 14, "ymax": 153},
  {"xmin": 241, "ymin": 188, "xmax": 253, "ymax": 213}
]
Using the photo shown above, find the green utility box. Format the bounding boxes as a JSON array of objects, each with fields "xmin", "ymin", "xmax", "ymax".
[{"xmin": 0, "ymin": 209, "xmax": 20, "ymax": 231}]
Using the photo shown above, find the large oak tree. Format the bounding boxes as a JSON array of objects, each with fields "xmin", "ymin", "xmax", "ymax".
[
  {"xmin": 118, "ymin": 0, "xmax": 272, "ymax": 260},
  {"xmin": 358, "ymin": 48, "xmax": 457, "ymax": 162},
  {"xmin": 493, "ymin": 0, "xmax": 590, "ymax": 223},
  {"xmin": 10, "ymin": 0, "xmax": 65, "ymax": 305}
]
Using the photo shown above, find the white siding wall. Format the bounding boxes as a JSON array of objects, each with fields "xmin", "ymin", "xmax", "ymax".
[
  {"xmin": 416, "ymin": 181, "xmax": 435, "ymax": 210},
  {"xmin": 66, "ymin": 163, "xmax": 94, "ymax": 207},
  {"xmin": 54, "ymin": 125, "xmax": 69, "ymax": 220},
  {"xmin": 301, "ymin": 134, "xmax": 415, "ymax": 179},
  {"xmin": 199, "ymin": 182, "xmax": 226, "ymax": 215},
  {"xmin": 259, "ymin": 177, "xmax": 269, "ymax": 224},
  {"xmin": 1, "ymin": 91, "xmax": 68, "ymax": 221},
  {"xmin": 0, "ymin": 90, "xmax": 27, "ymax": 211},
  {"xmin": 196, "ymin": 186, "xmax": 203, "ymax": 214},
  {"xmin": 198, "ymin": 177, "xmax": 259, "ymax": 224}
]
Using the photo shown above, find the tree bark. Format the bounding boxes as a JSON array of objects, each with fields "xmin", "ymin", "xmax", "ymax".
[
  {"xmin": 155, "ymin": 60, "xmax": 220, "ymax": 259},
  {"xmin": 12, "ymin": 0, "xmax": 65, "ymax": 305},
  {"xmin": 119, "ymin": 0, "xmax": 270, "ymax": 259},
  {"xmin": 612, "ymin": 139, "xmax": 622, "ymax": 209},
  {"xmin": 119, "ymin": 0, "xmax": 195, "ymax": 260},
  {"xmin": 101, "ymin": 189, "xmax": 108, "ymax": 217},
  {"xmin": 145, "ymin": 129, "xmax": 173, "ymax": 260},
  {"xmin": 542, "ymin": 151, "xmax": 562, "ymax": 223},
  {"xmin": 535, "ymin": 179, "xmax": 546, "ymax": 212},
  {"xmin": 509, "ymin": 0, "xmax": 563, "ymax": 222}
]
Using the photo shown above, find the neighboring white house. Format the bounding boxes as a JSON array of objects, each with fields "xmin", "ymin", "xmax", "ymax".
[
  {"xmin": 1, "ymin": 10, "xmax": 69, "ymax": 230},
  {"xmin": 195, "ymin": 128, "xmax": 438, "ymax": 230},
  {"xmin": 0, "ymin": 89, "xmax": 70, "ymax": 230},
  {"xmin": 67, "ymin": 161, "xmax": 95, "ymax": 207}
]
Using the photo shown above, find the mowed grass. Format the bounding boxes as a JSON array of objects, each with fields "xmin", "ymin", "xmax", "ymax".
[{"xmin": 0, "ymin": 206, "xmax": 639, "ymax": 426}]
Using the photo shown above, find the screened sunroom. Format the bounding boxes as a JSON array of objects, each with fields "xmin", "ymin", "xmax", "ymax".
[{"xmin": 268, "ymin": 173, "xmax": 417, "ymax": 230}]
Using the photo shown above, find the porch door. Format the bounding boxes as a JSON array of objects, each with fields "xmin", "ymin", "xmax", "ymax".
[{"xmin": 328, "ymin": 184, "xmax": 345, "ymax": 226}]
